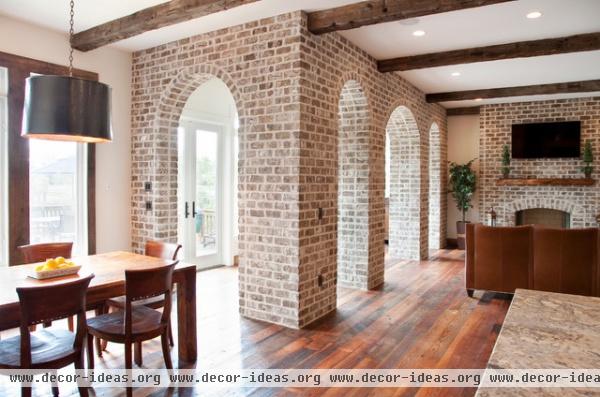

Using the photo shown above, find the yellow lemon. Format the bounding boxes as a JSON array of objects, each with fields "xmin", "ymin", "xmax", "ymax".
[
  {"xmin": 66, "ymin": 261, "xmax": 75, "ymax": 267},
  {"xmin": 58, "ymin": 263, "xmax": 69, "ymax": 269},
  {"xmin": 55, "ymin": 256, "xmax": 66, "ymax": 264},
  {"xmin": 45, "ymin": 259, "xmax": 59, "ymax": 269},
  {"xmin": 35, "ymin": 264, "xmax": 45, "ymax": 272}
]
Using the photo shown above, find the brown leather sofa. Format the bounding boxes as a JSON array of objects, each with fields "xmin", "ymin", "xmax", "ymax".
[{"xmin": 466, "ymin": 223, "xmax": 599, "ymax": 297}]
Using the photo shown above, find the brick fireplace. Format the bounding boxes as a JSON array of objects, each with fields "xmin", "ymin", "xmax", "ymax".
[{"xmin": 479, "ymin": 97, "xmax": 600, "ymax": 229}]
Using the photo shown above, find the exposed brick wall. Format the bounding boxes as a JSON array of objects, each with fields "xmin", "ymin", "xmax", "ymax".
[
  {"xmin": 480, "ymin": 97, "xmax": 600, "ymax": 228},
  {"xmin": 130, "ymin": 11, "xmax": 447, "ymax": 329},
  {"xmin": 337, "ymin": 80, "xmax": 371, "ymax": 288},
  {"xmin": 294, "ymin": 15, "xmax": 447, "ymax": 326},
  {"xmin": 131, "ymin": 14, "xmax": 304, "ymax": 328}
]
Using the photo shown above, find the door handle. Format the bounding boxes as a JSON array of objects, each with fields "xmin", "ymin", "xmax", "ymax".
[
  {"xmin": 185, "ymin": 202, "xmax": 190, "ymax": 218},
  {"xmin": 192, "ymin": 201, "xmax": 198, "ymax": 218}
]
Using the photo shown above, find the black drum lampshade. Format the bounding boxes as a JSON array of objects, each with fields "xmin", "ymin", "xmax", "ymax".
[{"xmin": 21, "ymin": 75, "xmax": 112, "ymax": 143}]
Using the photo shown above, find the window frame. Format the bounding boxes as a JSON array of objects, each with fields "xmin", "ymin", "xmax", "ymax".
[{"xmin": 0, "ymin": 51, "xmax": 96, "ymax": 265}]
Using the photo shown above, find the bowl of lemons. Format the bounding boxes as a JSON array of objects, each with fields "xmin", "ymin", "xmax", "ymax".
[{"xmin": 31, "ymin": 256, "xmax": 81, "ymax": 279}]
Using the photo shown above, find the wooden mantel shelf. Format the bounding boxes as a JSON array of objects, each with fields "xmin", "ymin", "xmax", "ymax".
[{"xmin": 496, "ymin": 178, "xmax": 595, "ymax": 186}]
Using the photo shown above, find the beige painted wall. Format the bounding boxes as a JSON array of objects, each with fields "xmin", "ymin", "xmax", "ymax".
[
  {"xmin": 0, "ymin": 15, "xmax": 132, "ymax": 253},
  {"xmin": 447, "ymin": 115, "xmax": 480, "ymax": 238}
]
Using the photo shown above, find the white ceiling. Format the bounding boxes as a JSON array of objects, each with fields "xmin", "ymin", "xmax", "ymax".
[
  {"xmin": 1, "ymin": 0, "xmax": 599, "ymax": 108},
  {"xmin": 338, "ymin": 0, "xmax": 600, "ymax": 108}
]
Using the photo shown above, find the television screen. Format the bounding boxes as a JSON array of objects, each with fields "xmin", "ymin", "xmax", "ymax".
[{"xmin": 511, "ymin": 121, "xmax": 580, "ymax": 159}]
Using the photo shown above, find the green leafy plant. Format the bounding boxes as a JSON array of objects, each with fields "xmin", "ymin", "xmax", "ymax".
[
  {"xmin": 501, "ymin": 144, "xmax": 511, "ymax": 178},
  {"xmin": 448, "ymin": 159, "xmax": 477, "ymax": 222},
  {"xmin": 581, "ymin": 141, "xmax": 594, "ymax": 177}
]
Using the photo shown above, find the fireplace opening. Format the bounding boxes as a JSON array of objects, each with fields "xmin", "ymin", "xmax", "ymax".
[{"xmin": 515, "ymin": 208, "xmax": 570, "ymax": 228}]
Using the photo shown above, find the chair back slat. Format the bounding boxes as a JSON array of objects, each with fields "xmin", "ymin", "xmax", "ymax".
[
  {"xmin": 18, "ymin": 242, "xmax": 73, "ymax": 264},
  {"xmin": 145, "ymin": 240, "xmax": 181, "ymax": 261},
  {"xmin": 17, "ymin": 274, "xmax": 94, "ymax": 327}
]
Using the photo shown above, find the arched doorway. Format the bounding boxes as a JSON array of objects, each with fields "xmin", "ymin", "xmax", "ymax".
[
  {"xmin": 385, "ymin": 106, "xmax": 423, "ymax": 260},
  {"xmin": 428, "ymin": 122, "xmax": 442, "ymax": 251},
  {"xmin": 177, "ymin": 77, "xmax": 239, "ymax": 269},
  {"xmin": 337, "ymin": 80, "xmax": 370, "ymax": 289}
]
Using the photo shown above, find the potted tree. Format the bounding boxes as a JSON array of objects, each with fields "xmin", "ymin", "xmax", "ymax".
[
  {"xmin": 449, "ymin": 159, "xmax": 477, "ymax": 250},
  {"xmin": 581, "ymin": 141, "xmax": 594, "ymax": 178},
  {"xmin": 501, "ymin": 144, "xmax": 511, "ymax": 178}
]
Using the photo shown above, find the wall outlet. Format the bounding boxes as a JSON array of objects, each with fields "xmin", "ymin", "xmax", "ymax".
[
  {"xmin": 317, "ymin": 274, "xmax": 324, "ymax": 287},
  {"xmin": 145, "ymin": 201, "xmax": 152, "ymax": 211},
  {"xmin": 318, "ymin": 207, "xmax": 323, "ymax": 220},
  {"xmin": 144, "ymin": 181, "xmax": 152, "ymax": 192}
]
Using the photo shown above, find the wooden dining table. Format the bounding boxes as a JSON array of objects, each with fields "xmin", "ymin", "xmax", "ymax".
[{"xmin": 0, "ymin": 251, "xmax": 197, "ymax": 364}]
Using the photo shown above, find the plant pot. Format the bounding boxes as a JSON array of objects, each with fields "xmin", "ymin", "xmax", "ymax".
[{"xmin": 456, "ymin": 221, "xmax": 470, "ymax": 250}]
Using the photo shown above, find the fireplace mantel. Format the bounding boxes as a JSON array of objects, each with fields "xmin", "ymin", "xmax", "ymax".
[{"xmin": 496, "ymin": 178, "xmax": 595, "ymax": 187}]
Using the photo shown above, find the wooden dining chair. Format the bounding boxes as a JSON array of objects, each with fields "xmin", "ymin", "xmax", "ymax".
[
  {"xmin": 87, "ymin": 263, "xmax": 176, "ymax": 396},
  {"xmin": 17, "ymin": 242, "xmax": 75, "ymax": 331},
  {"xmin": 0, "ymin": 274, "xmax": 94, "ymax": 397},
  {"xmin": 17, "ymin": 242, "xmax": 73, "ymax": 265},
  {"xmin": 103, "ymin": 240, "xmax": 181, "ymax": 365},
  {"xmin": 144, "ymin": 240, "xmax": 182, "ymax": 262}
]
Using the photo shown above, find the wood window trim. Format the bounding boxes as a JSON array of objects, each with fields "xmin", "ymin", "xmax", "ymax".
[{"xmin": 0, "ymin": 51, "xmax": 97, "ymax": 264}]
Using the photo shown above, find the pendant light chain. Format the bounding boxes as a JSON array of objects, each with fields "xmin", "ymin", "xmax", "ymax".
[{"xmin": 68, "ymin": 0, "xmax": 75, "ymax": 77}]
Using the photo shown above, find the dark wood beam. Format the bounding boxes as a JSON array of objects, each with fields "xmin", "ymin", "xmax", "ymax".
[
  {"xmin": 307, "ymin": 0, "xmax": 515, "ymax": 35},
  {"xmin": 446, "ymin": 107, "xmax": 480, "ymax": 116},
  {"xmin": 378, "ymin": 32, "xmax": 600, "ymax": 72},
  {"xmin": 71, "ymin": 0, "xmax": 259, "ymax": 51},
  {"xmin": 427, "ymin": 80, "xmax": 600, "ymax": 103}
]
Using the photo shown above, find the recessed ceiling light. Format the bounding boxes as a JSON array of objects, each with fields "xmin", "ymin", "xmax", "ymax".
[
  {"xmin": 451, "ymin": 72, "xmax": 461, "ymax": 77},
  {"xmin": 412, "ymin": 30, "xmax": 426, "ymax": 37},
  {"xmin": 526, "ymin": 11, "xmax": 542, "ymax": 19},
  {"xmin": 474, "ymin": 98, "xmax": 483, "ymax": 102}
]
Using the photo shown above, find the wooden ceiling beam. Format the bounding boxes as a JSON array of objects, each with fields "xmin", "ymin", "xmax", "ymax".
[
  {"xmin": 307, "ymin": 0, "xmax": 515, "ymax": 35},
  {"xmin": 427, "ymin": 80, "xmax": 600, "ymax": 103},
  {"xmin": 446, "ymin": 107, "xmax": 480, "ymax": 116},
  {"xmin": 378, "ymin": 32, "xmax": 600, "ymax": 72},
  {"xmin": 71, "ymin": 0, "xmax": 259, "ymax": 52}
]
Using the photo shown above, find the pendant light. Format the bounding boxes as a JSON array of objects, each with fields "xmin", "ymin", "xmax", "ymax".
[{"xmin": 21, "ymin": 0, "xmax": 112, "ymax": 143}]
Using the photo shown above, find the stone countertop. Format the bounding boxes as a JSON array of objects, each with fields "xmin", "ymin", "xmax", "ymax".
[{"xmin": 476, "ymin": 288, "xmax": 600, "ymax": 397}]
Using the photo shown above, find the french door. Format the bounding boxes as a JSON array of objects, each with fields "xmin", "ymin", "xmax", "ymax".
[{"xmin": 178, "ymin": 120, "xmax": 225, "ymax": 269}]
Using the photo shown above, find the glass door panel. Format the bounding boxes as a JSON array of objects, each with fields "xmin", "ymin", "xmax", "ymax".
[
  {"xmin": 178, "ymin": 120, "xmax": 223, "ymax": 269},
  {"xmin": 194, "ymin": 129, "xmax": 218, "ymax": 258}
]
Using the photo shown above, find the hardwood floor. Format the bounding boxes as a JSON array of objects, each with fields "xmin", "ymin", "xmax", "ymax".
[{"xmin": 0, "ymin": 249, "xmax": 511, "ymax": 397}]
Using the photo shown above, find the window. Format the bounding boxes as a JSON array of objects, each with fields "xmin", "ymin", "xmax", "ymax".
[
  {"xmin": 0, "ymin": 52, "xmax": 96, "ymax": 265},
  {"xmin": 29, "ymin": 140, "xmax": 88, "ymax": 255},
  {"xmin": 0, "ymin": 67, "xmax": 7, "ymax": 266}
]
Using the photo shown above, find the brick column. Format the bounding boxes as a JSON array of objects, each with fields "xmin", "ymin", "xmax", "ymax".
[{"xmin": 386, "ymin": 106, "xmax": 423, "ymax": 260}]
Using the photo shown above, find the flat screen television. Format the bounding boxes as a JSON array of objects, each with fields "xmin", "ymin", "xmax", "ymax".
[{"xmin": 511, "ymin": 121, "xmax": 580, "ymax": 159}]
